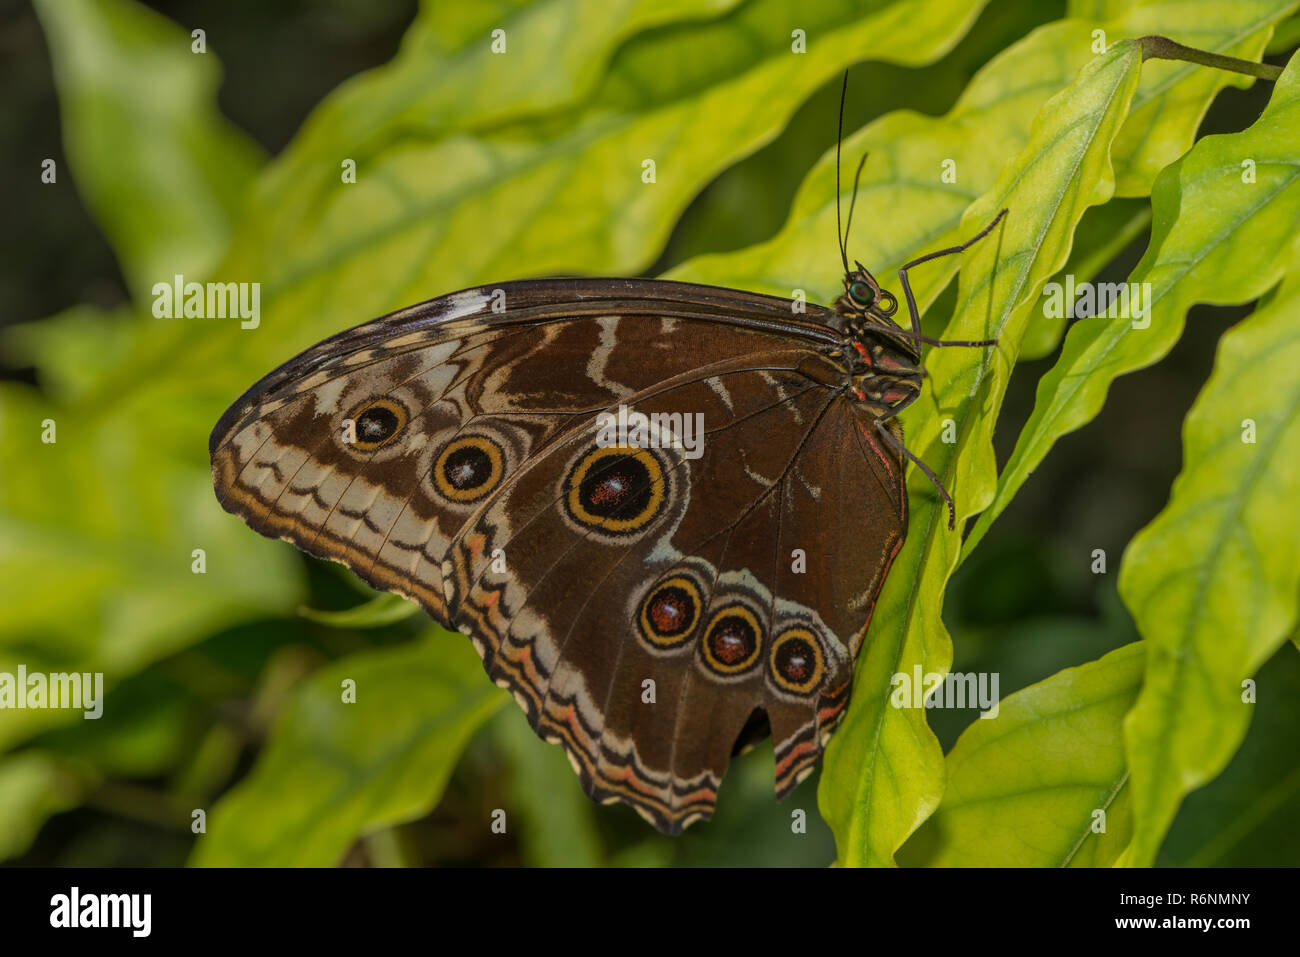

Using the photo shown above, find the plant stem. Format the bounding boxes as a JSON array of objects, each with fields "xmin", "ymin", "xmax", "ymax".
[{"xmin": 1137, "ymin": 35, "xmax": 1283, "ymax": 81}]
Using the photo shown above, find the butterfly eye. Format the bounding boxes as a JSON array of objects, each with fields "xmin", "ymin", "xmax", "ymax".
[{"xmin": 848, "ymin": 280, "xmax": 876, "ymax": 308}]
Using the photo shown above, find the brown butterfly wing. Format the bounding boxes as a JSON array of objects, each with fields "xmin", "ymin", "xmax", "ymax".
[
  {"xmin": 210, "ymin": 279, "xmax": 905, "ymax": 833},
  {"xmin": 444, "ymin": 357, "xmax": 904, "ymax": 831}
]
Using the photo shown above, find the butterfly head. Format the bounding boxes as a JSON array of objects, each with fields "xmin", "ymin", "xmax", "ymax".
[
  {"xmin": 835, "ymin": 262, "xmax": 919, "ymax": 358},
  {"xmin": 839, "ymin": 264, "xmax": 896, "ymax": 320}
]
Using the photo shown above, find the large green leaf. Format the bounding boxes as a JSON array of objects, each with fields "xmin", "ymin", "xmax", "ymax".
[
  {"xmin": 656, "ymin": 0, "xmax": 1065, "ymax": 271},
  {"xmin": 1009, "ymin": 0, "xmax": 1294, "ymax": 359},
  {"xmin": 1010, "ymin": 0, "xmax": 1293, "ymax": 359},
  {"xmin": 163, "ymin": 0, "xmax": 993, "ymax": 398},
  {"xmin": 252, "ymin": 0, "xmax": 745, "ymax": 218},
  {"xmin": 0, "ymin": 0, "xmax": 295, "ymax": 753},
  {"xmin": 491, "ymin": 707, "xmax": 603, "ymax": 867},
  {"xmin": 964, "ymin": 49, "xmax": 1300, "ymax": 561},
  {"xmin": 907, "ymin": 642, "xmax": 1142, "ymax": 867},
  {"xmin": 1107, "ymin": 0, "xmax": 1292, "ymax": 197},
  {"xmin": 1117, "ymin": 237, "xmax": 1300, "ymax": 866},
  {"xmin": 1158, "ymin": 641, "xmax": 1300, "ymax": 866},
  {"xmin": 1268, "ymin": 12, "xmax": 1300, "ymax": 51},
  {"xmin": 0, "ymin": 377, "xmax": 302, "ymax": 753},
  {"xmin": 1020, "ymin": 197, "xmax": 1152, "ymax": 359},
  {"xmin": 814, "ymin": 40, "xmax": 1144, "ymax": 867},
  {"xmin": 32, "ymin": 0, "xmax": 263, "ymax": 301},
  {"xmin": 0, "ymin": 752, "xmax": 90, "ymax": 861},
  {"xmin": 192, "ymin": 629, "xmax": 505, "ymax": 866},
  {"xmin": 672, "ymin": 0, "xmax": 1294, "ymax": 336}
]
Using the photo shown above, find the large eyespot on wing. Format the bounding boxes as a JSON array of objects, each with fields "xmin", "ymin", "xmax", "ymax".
[{"xmin": 559, "ymin": 445, "xmax": 677, "ymax": 545}]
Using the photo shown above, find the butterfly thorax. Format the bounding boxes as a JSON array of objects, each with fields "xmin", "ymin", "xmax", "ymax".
[{"xmin": 832, "ymin": 269, "xmax": 922, "ymax": 419}]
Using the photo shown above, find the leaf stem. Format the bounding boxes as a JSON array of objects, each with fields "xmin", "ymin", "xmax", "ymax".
[{"xmin": 1137, "ymin": 35, "xmax": 1283, "ymax": 81}]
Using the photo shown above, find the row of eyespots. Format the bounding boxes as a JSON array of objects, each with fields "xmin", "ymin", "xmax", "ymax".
[
  {"xmin": 343, "ymin": 397, "xmax": 506, "ymax": 504},
  {"xmin": 344, "ymin": 402, "xmax": 674, "ymax": 531},
  {"xmin": 636, "ymin": 578, "xmax": 827, "ymax": 697}
]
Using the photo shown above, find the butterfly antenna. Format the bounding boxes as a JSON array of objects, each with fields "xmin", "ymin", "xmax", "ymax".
[
  {"xmin": 843, "ymin": 151, "xmax": 869, "ymax": 256},
  {"xmin": 836, "ymin": 71, "xmax": 851, "ymax": 277}
]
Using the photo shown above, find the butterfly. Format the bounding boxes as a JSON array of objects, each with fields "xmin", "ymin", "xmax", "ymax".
[{"xmin": 209, "ymin": 78, "xmax": 1007, "ymax": 834}]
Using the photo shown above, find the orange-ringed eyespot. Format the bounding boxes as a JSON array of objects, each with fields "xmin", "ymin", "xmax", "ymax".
[
  {"xmin": 346, "ymin": 398, "xmax": 408, "ymax": 450},
  {"xmin": 769, "ymin": 627, "xmax": 826, "ymax": 696},
  {"xmin": 564, "ymin": 447, "xmax": 664, "ymax": 535},
  {"xmin": 699, "ymin": 605, "xmax": 763, "ymax": 677},
  {"xmin": 638, "ymin": 576, "xmax": 701, "ymax": 650},
  {"xmin": 434, "ymin": 435, "xmax": 504, "ymax": 503}
]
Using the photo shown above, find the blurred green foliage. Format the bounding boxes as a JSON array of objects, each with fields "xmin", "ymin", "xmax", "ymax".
[{"xmin": 2, "ymin": 0, "xmax": 1298, "ymax": 866}]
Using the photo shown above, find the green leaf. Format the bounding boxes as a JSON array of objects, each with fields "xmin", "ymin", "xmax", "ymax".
[
  {"xmin": 1107, "ymin": 0, "xmax": 1292, "ymax": 197},
  {"xmin": 965, "ymin": 50, "xmax": 1300, "ymax": 562},
  {"xmin": 491, "ymin": 707, "xmax": 603, "ymax": 867},
  {"xmin": 0, "ymin": 384, "xmax": 303, "ymax": 752},
  {"xmin": 0, "ymin": 752, "xmax": 90, "ymax": 862},
  {"xmin": 816, "ymin": 39, "xmax": 1144, "ymax": 867},
  {"xmin": 31, "ymin": 672, "xmax": 200, "ymax": 779},
  {"xmin": 297, "ymin": 593, "xmax": 420, "ymax": 629},
  {"xmin": 1020, "ymin": 197, "xmax": 1152, "ymax": 360},
  {"xmin": 1019, "ymin": 0, "xmax": 1295, "ymax": 356},
  {"xmin": 0, "ymin": 0, "xmax": 297, "ymax": 749},
  {"xmin": 671, "ymin": 0, "xmax": 1293, "ymax": 311},
  {"xmin": 170, "ymin": 0, "xmax": 993, "ymax": 399},
  {"xmin": 1267, "ymin": 12, "xmax": 1300, "ymax": 52},
  {"xmin": 33, "ymin": 0, "xmax": 263, "ymax": 301},
  {"xmin": 192, "ymin": 629, "xmax": 505, "ymax": 866},
  {"xmin": 667, "ymin": 16, "xmax": 1090, "ymax": 303},
  {"xmin": 257, "ymin": 0, "xmax": 745, "ymax": 203},
  {"xmin": 1069, "ymin": 0, "xmax": 1132, "ymax": 19},
  {"xmin": 656, "ymin": 0, "xmax": 1063, "ymax": 270},
  {"xmin": 907, "ymin": 643, "xmax": 1143, "ymax": 867},
  {"xmin": 1117, "ymin": 239, "xmax": 1300, "ymax": 866},
  {"xmin": 3, "ymin": 305, "xmax": 140, "ymax": 404},
  {"xmin": 1158, "ymin": 641, "xmax": 1300, "ymax": 866}
]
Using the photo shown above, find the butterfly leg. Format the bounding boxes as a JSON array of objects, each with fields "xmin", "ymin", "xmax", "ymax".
[
  {"xmin": 896, "ymin": 208, "xmax": 1009, "ymax": 348},
  {"xmin": 873, "ymin": 388, "xmax": 959, "ymax": 530},
  {"xmin": 873, "ymin": 415, "xmax": 957, "ymax": 531}
]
